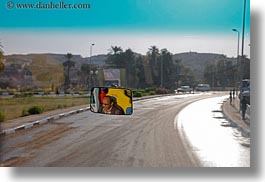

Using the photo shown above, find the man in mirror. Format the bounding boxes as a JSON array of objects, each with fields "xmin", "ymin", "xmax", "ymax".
[{"xmin": 99, "ymin": 96, "xmax": 125, "ymax": 115}]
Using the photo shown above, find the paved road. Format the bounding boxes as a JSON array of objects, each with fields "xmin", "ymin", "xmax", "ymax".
[
  {"xmin": 178, "ymin": 96, "xmax": 250, "ymax": 167},
  {"xmin": 0, "ymin": 92, "xmax": 226, "ymax": 167}
]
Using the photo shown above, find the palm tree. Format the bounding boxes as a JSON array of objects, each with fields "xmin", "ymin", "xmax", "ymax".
[
  {"xmin": 80, "ymin": 63, "xmax": 90, "ymax": 85},
  {"xmin": 106, "ymin": 46, "xmax": 123, "ymax": 68},
  {"xmin": 147, "ymin": 46, "xmax": 159, "ymax": 61},
  {"xmin": 63, "ymin": 53, "xmax": 75, "ymax": 89},
  {"xmin": 147, "ymin": 46, "xmax": 160, "ymax": 86},
  {"xmin": 123, "ymin": 48, "xmax": 135, "ymax": 87},
  {"xmin": 108, "ymin": 46, "xmax": 123, "ymax": 55},
  {"xmin": 160, "ymin": 48, "xmax": 177, "ymax": 88}
]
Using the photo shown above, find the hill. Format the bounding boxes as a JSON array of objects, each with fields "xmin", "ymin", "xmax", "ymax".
[
  {"xmin": 2, "ymin": 54, "xmax": 64, "ymax": 87},
  {"xmin": 173, "ymin": 52, "xmax": 237, "ymax": 80}
]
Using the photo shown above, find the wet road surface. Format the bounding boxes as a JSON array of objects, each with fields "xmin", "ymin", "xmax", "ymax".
[
  {"xmin": 1, "ymin": 92, "xmax": 237, "ymax": 167},
  {"xmin": 177, "ymin": 96, "xmax": 250, "ymax": 167}
]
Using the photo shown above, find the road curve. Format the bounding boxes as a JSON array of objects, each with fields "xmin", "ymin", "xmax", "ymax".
[{"xmin": 0, "ymin": 92, "xmax": 226, "ymax": 167}]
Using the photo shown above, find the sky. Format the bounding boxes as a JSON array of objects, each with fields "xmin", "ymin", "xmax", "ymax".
[{"xmin": 0, "ymin": 0, "xmax": 250, "ymax": 57}]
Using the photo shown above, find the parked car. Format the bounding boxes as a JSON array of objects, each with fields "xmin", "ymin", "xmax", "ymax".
[
  {"xmin": 176, "ymin": 86, "xmax": 192, "ymax": 93},
  {"xmin": 195, "ymin": 84, "xmax": 210, "ymax": 91},
  {"xmin": 239, "ymin": 79, "xmax": 250, "ymax": 105},
  {"xmin": 239, "ymin": 79, "xmax": 250, "ymax": 93}
]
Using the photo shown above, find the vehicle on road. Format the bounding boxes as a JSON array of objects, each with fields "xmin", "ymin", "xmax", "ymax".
[
  {"xmin": 195, "ymin": 84, "xmax": 210, "ymax": 91},
  {"xmin": 176, "ymin": 86, "xmax": 192, "ymax": 93},
  {"xmin": 240, "ymin": 79, "xmax": 250, "ymax": 92},
  {"xmin": 239, "ymin": 79, "xmax": 250, "ymax": 105}
]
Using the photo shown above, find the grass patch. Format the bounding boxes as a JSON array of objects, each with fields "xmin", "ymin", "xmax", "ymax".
[
  {"xmin": 0, "ymin": 110, "xmax": 6, "ymax": 122},
  {"xmin": 0, "ymin": 96, "xmax": 89, "ymax": 121}
]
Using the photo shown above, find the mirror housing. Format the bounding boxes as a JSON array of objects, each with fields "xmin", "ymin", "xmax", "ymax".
[{"xmin": 90, "ymin": 87, "xmax": 133, "ymax": 115}]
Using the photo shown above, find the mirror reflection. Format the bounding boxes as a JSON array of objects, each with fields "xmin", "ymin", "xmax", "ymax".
[{"xmin": 90, "ymin": 87, "xmax": 133, "ymax": 115}]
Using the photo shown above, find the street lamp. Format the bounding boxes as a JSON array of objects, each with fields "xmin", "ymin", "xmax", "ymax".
[
  {"xmin": 90, "ymin": 43, "xmax": 95, "ymax": 64},
  {"xmin": 160, "ymin": 55, "xmax": 163, "ymax": 88},
  {"xmin": 89, "ymin": 43, "xmax": 95, "ymax": 91},
  {"xmin": 232, "ymin": 29, "xmax": 240, "ymax": 61},
  {"xmin": 232, "ymin": 28, "xmax": 240, "ymax": 86}
]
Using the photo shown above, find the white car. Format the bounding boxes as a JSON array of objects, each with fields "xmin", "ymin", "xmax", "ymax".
[{"xmin": 176, "ymin": 86, "xmax": 192, "ymax": 93}]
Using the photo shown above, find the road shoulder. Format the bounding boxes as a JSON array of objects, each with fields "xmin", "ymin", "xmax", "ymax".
[
  {"xmin": 222, "ymin": 98, "xmax": 250, "ymax": 137},
  {"xmin": 0, "ymin": 105, "xmax": 90, "ymax": 135}
]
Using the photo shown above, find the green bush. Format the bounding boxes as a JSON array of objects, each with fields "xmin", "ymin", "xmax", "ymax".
[
  {"xmin": 0, "ymin": 110, "xmax": 6, "ymax": 122},
  {"xmin": 57, "ymin": 104, "xmax": 64, "ymax": 109},
  {"xmin": 133, "ymin": 91, "xmax": 143, "ymax": 97},
  {"xmin": 145, "ymin": 87, "xmax": 156, "ymax": 93},
  {"xmin": 149, "ymin": 91, "xmax": 156, "ymax": 95},
  {"xmin": 22, "ymin": 109, "xmax": 29, "ymax": 117},
  {"xmin": 28, "ymin": 106, "xmax": 44, "ymax": 115}
]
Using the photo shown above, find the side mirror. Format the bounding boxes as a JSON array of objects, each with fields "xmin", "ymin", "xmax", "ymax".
[{"xmin": 90, "ymin": 87, "xmax": 133, "ymax": 115}]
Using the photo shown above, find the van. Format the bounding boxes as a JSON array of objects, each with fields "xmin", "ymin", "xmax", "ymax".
[
  {"xmin": 239, "ymin": 79, "xmax": 250, "ymax": 105},
  {"xmin": 195, "ymin": 84, "xmax": 210, "ymax": 91}
]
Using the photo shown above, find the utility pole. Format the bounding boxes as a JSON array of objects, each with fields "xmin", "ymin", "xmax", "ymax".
[
  {"xmin": 240, "ymin": 0, "xmax": 247, "ymax": 81},
  {"xmin": 239, "ymin": 0, "xmax": 247, "ymax": 111},
  {"xmin": 89, "ymin": 43, "xmax": 95, "ymax": 91},
  {"xmin": 160, "ymin": 54, "xmax": 163, "ymax": 88},
  {"xmin": 232, "ymin": 28, "xmax": 240, "ymax": 86}
]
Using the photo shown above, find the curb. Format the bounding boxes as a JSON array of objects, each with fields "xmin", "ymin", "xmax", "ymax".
[
  {"xmin": 221, "ymin": 100, "xmax": 250, "ymax": 137},
  {"xmin": 0, "ymin": 107, "xmax": 90, "ymax": 136}
]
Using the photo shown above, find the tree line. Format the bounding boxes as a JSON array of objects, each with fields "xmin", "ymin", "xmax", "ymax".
[
  {"xmin": 0, "ymin": 42, "xmax": 250, "ymax": 91},
  {"xmin": 61, "ymin": 45, "xmax": 196, "ymax": 90},
  {"xmin": 204, "ymin": 56, "xmax": 250, "ymax": 88},
  {"xmin": 103, "ymin": 45, "xmax": 196, "ymax": 89},
  {"xmin": 61, "ymin": 46, "xmax": 250, "ymax": 90}
]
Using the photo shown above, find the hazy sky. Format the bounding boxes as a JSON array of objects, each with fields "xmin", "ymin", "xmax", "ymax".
[{"xmin": 0, "ymin": 0, "xmax": 250, "ymax": 57}]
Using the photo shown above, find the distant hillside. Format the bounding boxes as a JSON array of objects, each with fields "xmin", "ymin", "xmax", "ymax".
[
  {"xmin": 2, "ymin": 52, "xmax": 236, "ymax": 88},
  {"xmin": 173, "ymin": 52, "xmax": 237, "ymax": 80},
  {"xmin": 2, "ymin": 53, "xmax": 108, "ymax": 88},
  {"xmin": 3, "ymin": 54, "xmax": 65, "ymax": 86},
  {"xmin": 88, "ymin": 54, "xmax": 108, "ymax": 67},
  {"xmin": 45, "ymin": 54, "xmax": 108, "ymax": 68}
]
